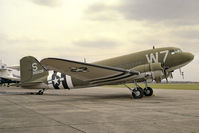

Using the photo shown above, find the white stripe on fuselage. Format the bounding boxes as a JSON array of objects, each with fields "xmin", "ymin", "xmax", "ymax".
[
  {"xmin": 57, "ymin": 72, "xmax": 64, "ymax": 89},
  {"xmin": 66, "ymin": 75, "xmax": 74, "ymax": 89}
]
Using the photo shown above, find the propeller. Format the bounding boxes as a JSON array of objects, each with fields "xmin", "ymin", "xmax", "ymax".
[
  {"xmin": 161, "ymin": 62, "xmax": 169, "ymax": 83},
  {"xmin": 169, "ymin": 71, "xmax": 173, "ymax": 79}
]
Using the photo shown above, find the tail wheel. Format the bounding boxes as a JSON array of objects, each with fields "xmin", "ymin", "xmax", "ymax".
[
  {"xmin": 36, "ymin": 90, "xmax": 43, "ymax": 95},
  {"xmin": 144, "ymin": 87, "xmax": 153, "ymax": 96},
  {"xmin": 132, "ymin": 87, "xmax": 144, "ymax": 99}
]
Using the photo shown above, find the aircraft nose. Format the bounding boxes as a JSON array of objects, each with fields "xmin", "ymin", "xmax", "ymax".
[{"xmin": 183, "ymin": 52, "xmax": 194, "ymax": 62}]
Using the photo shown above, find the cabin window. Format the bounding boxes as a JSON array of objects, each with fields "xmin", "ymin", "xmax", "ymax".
[{"xmin": 170, "ymin": 49, "xmax": 182, "ymax": 55}]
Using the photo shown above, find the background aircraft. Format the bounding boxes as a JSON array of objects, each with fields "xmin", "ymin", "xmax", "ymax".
[
  {"xmin": 0, "ymin": 61, "xmax": 20, "ymax": 86},
  {"xmin": 16, "ymin": 47, "xmax": 194, "ymax": 99}
]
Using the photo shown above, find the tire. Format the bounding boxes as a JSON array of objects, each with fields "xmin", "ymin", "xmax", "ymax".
[
  {"xmin": 144, "ymin": 87, "xmax": 153, "ymax": 96},
  {"xmin": 36, "ymin": 90, "xmax": 43, "ymax": 95},
  {"xmin": 132, "ymin": 87, "xmax": 144, "ymax": 99}
]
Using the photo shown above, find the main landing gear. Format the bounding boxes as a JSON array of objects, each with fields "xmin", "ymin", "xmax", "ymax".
[
  {"xmin": 124, "ymin": 81, "xmax": 153, "ymax": 99},
  {"xmin": 143, "ymin": 81, "xmax": 153, "ymax": 97}
]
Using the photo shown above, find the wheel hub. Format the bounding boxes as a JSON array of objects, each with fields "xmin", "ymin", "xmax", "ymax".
[
  {"xmin": 146, "ymin": 89, "xmax": 150, "ymax": 94},
  {"xmin": 135, "ymin": 90, "xmax": 140, "ymax": 96}
]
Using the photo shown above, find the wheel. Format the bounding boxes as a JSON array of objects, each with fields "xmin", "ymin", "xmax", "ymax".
[
  {"xmin": 36, "ymin": 90, "xmax": 43, "ymax": 95},
  {"xmin": 144, "ymin": 87, "xmax": 153, "ymax": 96},
  {"xmin": 132, "ymin": 87, "xmax": 144, "ymax": 99}
]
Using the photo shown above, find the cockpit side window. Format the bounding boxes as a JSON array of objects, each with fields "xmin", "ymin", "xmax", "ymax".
[
  {"xmin": 170, "ymin": 49, "xmax": 175, "ymax": 55},
  {"xmin": 170, "ymin": 49, "xmax": 182, "ymax": 55}
]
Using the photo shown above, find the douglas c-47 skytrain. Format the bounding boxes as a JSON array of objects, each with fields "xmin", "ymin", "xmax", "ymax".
[{"xmin": 12, "ymin": 47, "xmax": 194, "ymax": 99}]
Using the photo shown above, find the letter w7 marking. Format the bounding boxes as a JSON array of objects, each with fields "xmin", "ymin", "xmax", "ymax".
[
  {"xmin": 160, "ymin": 50, "xmax": 169, "ymax": 63},
  {"xmin": 146, "ymin": 50, "xmax": 169, "ymax": 63},
  {"xmin": 146, "ymin": 52, "xmax": 158, "ymax": 63}
]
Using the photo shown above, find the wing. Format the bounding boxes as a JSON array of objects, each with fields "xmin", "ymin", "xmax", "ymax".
[
  {"xmin": 0, "ymin": 75, "xmax": 20, "ymax": 81},
  {"xmin": 40, "ymin": 58, "xmax": 139, "ymax": 82},
  {"xmin": 0, "ymin": 69, "xmax": 20, "ymax": 81}
]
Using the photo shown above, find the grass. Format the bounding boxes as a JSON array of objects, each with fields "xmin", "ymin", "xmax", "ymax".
[{"xmin": 106, "ymin": 83, "xmax": 199, "ymax": 90}]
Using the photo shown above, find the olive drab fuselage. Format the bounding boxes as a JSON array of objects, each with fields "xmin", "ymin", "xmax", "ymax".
[{"xmin": 20, "ymin": 47, "xmax": 194, "ymax": 90}]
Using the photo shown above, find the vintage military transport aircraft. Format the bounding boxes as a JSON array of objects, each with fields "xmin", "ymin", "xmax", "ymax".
[
  {"xmin": 16, "ymin": 47, "xmax": 194, "ymax": 99},
  {"xmin": 0, "ymin": 61, "xmax": 20, "ymax": 86}
]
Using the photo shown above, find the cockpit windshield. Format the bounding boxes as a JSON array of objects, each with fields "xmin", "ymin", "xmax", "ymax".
[{"xmin": 170, "ymin": 49, "xmax": 182, "ymax": 55}]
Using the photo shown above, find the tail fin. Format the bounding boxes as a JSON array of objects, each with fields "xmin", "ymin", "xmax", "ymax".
[{"xmin": 20, "ymin": 56, "xmax": 48, "ymax": 83}]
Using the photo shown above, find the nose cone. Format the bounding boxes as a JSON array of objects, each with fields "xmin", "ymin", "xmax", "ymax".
[{"xmin": 183, "ymin": 52, "xmax": 194, "ymax": 62}]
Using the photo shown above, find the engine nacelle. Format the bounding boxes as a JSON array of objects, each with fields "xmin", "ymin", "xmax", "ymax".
[
  {"xmin": 131, "ymin": 63, "xmax": 164, "ymax": 82},
  {"xmin": 132, "ymin": 63, "xmax": 163, "ymax": 72},
  {"xmin": 150, "ymin": 70, "xmax": 163, "ymax": 83}
]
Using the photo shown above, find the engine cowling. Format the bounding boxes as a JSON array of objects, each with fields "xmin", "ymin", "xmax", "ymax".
[{"xmin": 131, "ymin": 63, "xmax": 164, "ymax": 82}]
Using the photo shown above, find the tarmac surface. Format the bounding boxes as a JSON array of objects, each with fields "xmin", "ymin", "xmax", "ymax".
[{"xmin": 0, "ymin": 86, "xmax": 199, "ymax": 133}]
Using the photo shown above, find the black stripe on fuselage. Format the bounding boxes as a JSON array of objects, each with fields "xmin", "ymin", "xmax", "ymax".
[
  {"xmin": 88, "ymin": 72, "xmax": 126, "ymax": 82},
  {"xmin": 90, "ymin": 73, "xmax": 136, "ymax": 85},
  {"xmin": 61, "ymin": 74, "xmax": 69, "ymax": 89}
]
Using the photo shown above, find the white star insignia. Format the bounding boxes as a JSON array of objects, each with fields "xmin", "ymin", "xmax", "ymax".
[{"xmin": 53, "ymin": 77, "xmax": 59, "ymax": 84}]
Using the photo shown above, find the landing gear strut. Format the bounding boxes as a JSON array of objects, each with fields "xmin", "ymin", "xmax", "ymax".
[
  {"xmin": 124, "ymin": 82, "xmax": 144, "ymax": 99},
  {"xmin": 124, "ymin": 81, "xmax": 154, "ymax": 99}
]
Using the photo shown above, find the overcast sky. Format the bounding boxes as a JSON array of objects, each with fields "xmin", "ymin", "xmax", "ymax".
[{"xmin": 0, "ymin": 0, "xmax": 198, "ymax": 81}]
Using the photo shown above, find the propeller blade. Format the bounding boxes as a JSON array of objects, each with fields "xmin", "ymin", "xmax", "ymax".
[
  {"xmin": 170, "ymin": 72, "xmax": 173, "ymax": 79},
  {"xmin": 164, "ymin": 70, "xmax": 168, "ymax": 83},
  {"xmin": 165, "ymin": 77, "xmax": 168, "ymax": 83},
  {"xmin": 162, "ymin": 62, "xmax": 169, "ymax": 83}
]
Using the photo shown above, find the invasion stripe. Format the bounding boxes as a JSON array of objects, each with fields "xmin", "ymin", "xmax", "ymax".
[
  {"xmin": 62, "ymin": 74, "xmax": 69, "ymax": 89},
  {"xmin": 57, "ymin": 72, "xmax": 64, "ymax": 89},
  {"xmin": 88, "ymin": 72, "xmax": 126, "ymax": 82},
  {"xmin": 90, "ymin": 73, "xmax": 135, "ymax": 84},
  {"xmin": 66, "ymin": 75, "xmax": 74, "ymax": 89}
]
